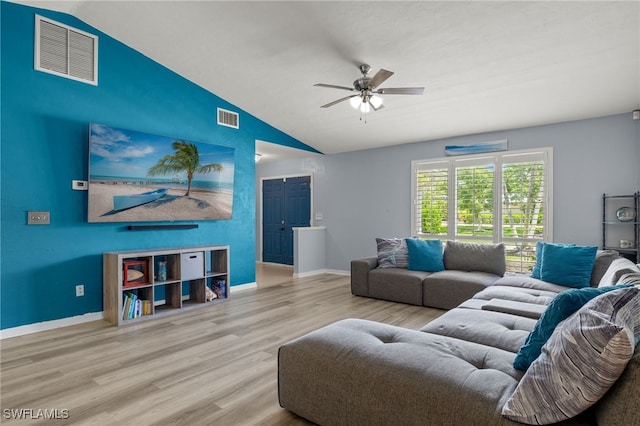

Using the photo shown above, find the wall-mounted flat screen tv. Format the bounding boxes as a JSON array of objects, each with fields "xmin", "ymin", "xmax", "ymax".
[{"xmin": 88, "ymin": 123, "xmax": 235, "ymax": 223}]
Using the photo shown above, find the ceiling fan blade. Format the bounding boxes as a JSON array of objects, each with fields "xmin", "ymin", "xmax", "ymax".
[
  {"xmin": 320, "ymin": 95, "xmax": 357, "ymax": 108},
  {"xmin": 314, "ymin": 83, "xmax": 356, "ymax": 92},
  {"xmin": 368, "ymin": 69, "xmax": 394, "ymax": 89},
  {"xmin": 377, "ymin": 87, "xmax": 425, "ymax": 95}
]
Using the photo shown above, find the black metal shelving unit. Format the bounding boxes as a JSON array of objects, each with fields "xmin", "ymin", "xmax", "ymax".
[{"xmin": 602, "ymin": 191, "xmax": 640, "ymax": 263}]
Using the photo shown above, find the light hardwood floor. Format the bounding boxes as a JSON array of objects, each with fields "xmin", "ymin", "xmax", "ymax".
[{"xmin": 1, "ymin": 269, "xmax": 444, "ymax": 425}]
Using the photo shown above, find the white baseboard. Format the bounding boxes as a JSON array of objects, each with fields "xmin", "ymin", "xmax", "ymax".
[
  {"xmin": 293, "ymin": 269, "xmax": 350, "ymax": 278},
  {"xmin": 230, "ymin": 282, "xmax": 257, "ymax": 292},
  {"xmin": 0, "ymin": 312, "xmax": 104, "ymax": 340},
  {"xmin": 326, "ymin": 269, "xmax": 350, "ymax": 276}
]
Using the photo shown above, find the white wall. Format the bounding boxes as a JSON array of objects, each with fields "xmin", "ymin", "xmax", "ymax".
[{"xmin": 257, "ymin": 113, "xmax": 640, "ymax": 272}]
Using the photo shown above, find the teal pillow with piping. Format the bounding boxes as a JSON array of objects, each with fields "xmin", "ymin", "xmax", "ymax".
[
  {"xmin": 406, "ymin": 238, "xmax": 444, "ymax": 272},
  {"xmin": 540, "ymin": 244, "xmax": 597, "ymax": 288},
  {"xmin": 530, "ymin": 242, "xmax": 545, "ymax": 278},
  {"xmin": 530, "ymin": 242, "xmax": 575, "ymax": 279},
  {"xmin": 513, "ymin": 285, "xmax": 630, "ymax": 371}
]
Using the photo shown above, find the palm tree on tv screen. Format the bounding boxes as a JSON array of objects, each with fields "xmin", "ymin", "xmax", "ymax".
[{"xmin": 147, "ymin": 140, "xmax": 222, "ymax": 196}]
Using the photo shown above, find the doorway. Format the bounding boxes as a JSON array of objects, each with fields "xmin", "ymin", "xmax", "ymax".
[{"xmin": 261, "ymin": 175, "xmax": 311, "ymax": 265}]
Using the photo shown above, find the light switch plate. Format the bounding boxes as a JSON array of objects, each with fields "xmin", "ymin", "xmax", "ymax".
[{"xmin": 27, "ymin": 211, "xmax": 50, "ymax": 225}]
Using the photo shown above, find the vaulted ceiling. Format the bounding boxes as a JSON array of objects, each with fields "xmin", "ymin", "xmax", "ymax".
[{"xmin": 15, "ymin": 1, "xmax": 640, "ymax": 159}]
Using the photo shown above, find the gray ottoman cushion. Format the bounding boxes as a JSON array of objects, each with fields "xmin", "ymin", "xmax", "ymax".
[
  {"xmin": 481, "ymin": 299, "xmax": 547, "ymax": 319},
  {"xmin": 368, "ymin": 268, "xmax": 429, "ymax": 305},
  {"xmin": 421, "ymin": 308, "xmax": 536, "ymax": 353},
  {"xmin": 472, "ymin": 285, "xmax": 558, "ymax": 306},
  {"xmin": 492, "ymin": 274, "xmax": 572, "ymax": 293},
  {"xmin": 423, "ymin": 270, "xmax": 500, "ymax": 309},
  {"xmin": 278, "ymin": 319, "xmax": 524, "ymax": 426}
]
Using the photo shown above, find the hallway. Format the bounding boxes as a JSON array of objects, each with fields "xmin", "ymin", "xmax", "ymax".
[{"xmin": 256, "ymin": 262, "xmax": 294, "ymax": 288}]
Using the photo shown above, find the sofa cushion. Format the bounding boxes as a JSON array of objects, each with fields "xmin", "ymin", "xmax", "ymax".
[
  {"xmin": 598, "ymin": 257, "xmax": 640, "ymax": 287},
  {"xmin": 538, "ymin": 243, "xmax": 598, "ymax": 288},
  {"xmin": 503, "ymin": 287, "xmax": 640, "ymax": 425},
  {"xmin": 513, "ymin": 285, "xmax": 629, "ymax": 371},
  {"xmin": 406, "ymin": 238, "xmax": 444, "ymax": 272},
  {"xmin": 472, "ymin": 285, "xmax": 558, "ymax": 306},
  {"xmin": 491, "ymin": 274, "xmax": 572, "ymax": 294},
  {"xmin": 422, "ymin": 270, "xmax": 500, "ymax": 310},
  {"xmin": 421, "ymin": 308, "xmax": 536, "ymax": 353},
  {"xmin": 595, "ymin": 343, "xmax": 640, "ymax": 425},
  {"xmin": 481, "ymin": 299, "xmax": 547, "ymax": 319},
  {"xmin": 443, "ymin": 241, "xmax": 506, "ymax": 276},
  {"xmin": 376, "ymin": 237, "xmax": 408, "ymax": 268},
  {"xmin": 368, "ymin": 267, "xmax": 429, "ymax": 305}
]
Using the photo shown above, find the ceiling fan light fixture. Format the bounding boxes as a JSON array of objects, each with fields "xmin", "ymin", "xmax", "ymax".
[
  {"xmin": 359, "ymin": 102, "xmax": 371, "ymax": 113},
  {"xmin": 350, "ymin": 96, "xmax": 362, "ymax": 109},
  {"xmin": 370, "ymin": 95, "xmax": 383, "ymax": 109}
]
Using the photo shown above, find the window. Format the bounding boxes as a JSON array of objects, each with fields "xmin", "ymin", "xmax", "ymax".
[{"xmin": 412, "ymin": 148, "xmax": 552, "ymax": 273}]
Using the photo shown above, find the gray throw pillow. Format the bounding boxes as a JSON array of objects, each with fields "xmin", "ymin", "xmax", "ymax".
[
  {"xmin": 375, "ymin": 238, "xmax": 408, "ymax": 268},
  {"xmin": 443, "ymin": 240, "xmax": 506, "ymax": 276}
]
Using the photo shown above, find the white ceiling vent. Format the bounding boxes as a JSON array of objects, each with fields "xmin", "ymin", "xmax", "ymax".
[
  {"xmin": 217, "ymin": 108, "xmax": 239, "ymax": 129},
  {"xmin": 35, "ymin": 15, "xmax": 98, "ymax": 85}
]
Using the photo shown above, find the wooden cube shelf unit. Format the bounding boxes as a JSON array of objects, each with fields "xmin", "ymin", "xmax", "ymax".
[{"xmin": 103, "ymin": 245, "xmax": 229, "ymax": 326}]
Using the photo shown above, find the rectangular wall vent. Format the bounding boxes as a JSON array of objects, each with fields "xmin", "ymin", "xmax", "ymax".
[
  {"xmin": 35, "ymin": 15, "xmax": 98, "ymax": 85},
  {"xmin": 217, "ymin": 108, "xmax": 239, "ymax": 129}
]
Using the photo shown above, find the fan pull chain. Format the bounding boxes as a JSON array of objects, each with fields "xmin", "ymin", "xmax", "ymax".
[{"xmin": 360, "ymin": 109, "xmax": 368, "ymax": 124}]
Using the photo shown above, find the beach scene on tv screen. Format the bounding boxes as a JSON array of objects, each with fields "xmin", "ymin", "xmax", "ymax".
[{"xmin": 88, "ymin": 123, "xmax": 235, "ymax": 223}]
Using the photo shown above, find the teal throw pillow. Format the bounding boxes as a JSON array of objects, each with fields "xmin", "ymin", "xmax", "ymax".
[
  {"xmin": 513, "ymin": 285, "xmax": 630, "ymax": 371},
  {"xmin": 530, "ymin": 242, "xmax": 574, "ymax": 279},
  {"xmin": 530, "ymin": 242, "xmax": 545, "ymax": 278},
  {"xmin": 406, "ymin": 238, "xmax": 444, "ymax": 272},
  {"xmin": 539, "ymin": 244, "xmax": 597, "ymax": 288}
]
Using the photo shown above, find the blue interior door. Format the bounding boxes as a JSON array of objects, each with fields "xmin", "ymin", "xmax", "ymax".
[{"xmin": 262, "ymin": 176, "xmax": 311, "ymax": 265}]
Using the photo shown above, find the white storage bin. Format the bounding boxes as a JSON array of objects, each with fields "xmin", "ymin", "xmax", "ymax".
[{"xmin": 181, "ymin": 252, "xmax": 204, "ymax": 280}]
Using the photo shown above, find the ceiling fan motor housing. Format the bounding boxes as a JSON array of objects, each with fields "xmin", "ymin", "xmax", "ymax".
[{"xmin": 354, "ymin": 77, "xmax": 372, "ymax": 91}]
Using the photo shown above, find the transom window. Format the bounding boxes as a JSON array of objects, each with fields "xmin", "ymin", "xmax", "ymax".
[{"xmin": 411, "ymin": 148, "xmax": 553, "ymax": 273}]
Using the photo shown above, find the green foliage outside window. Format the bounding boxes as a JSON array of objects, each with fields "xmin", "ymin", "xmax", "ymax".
[{"xmin": 416, "ymin": 158, "xmax": 546, "ymax": 273}]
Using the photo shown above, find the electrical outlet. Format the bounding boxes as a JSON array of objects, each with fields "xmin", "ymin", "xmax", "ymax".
[
  {"xmin": 75, "ymin": 285, "xmax": 84, "ymax": 297},
  {"xmin": 27, "ymin": 211, "xmax": 50, "ymax": 225}
]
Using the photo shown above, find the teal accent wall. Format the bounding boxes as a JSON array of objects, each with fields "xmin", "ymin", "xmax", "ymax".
[{"xmin": 0, "ymin": 2, "xmax": 319, "ymax": 330}]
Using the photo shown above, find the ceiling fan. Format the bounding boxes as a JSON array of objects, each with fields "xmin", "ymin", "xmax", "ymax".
[{"xmin": 314, "ymin": 64, "xmax": 424, "ymax": 113}]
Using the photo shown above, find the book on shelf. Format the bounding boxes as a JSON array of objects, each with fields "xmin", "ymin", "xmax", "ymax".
[
  {"xmin": 122, "ymin": 292, "xmax": 152, "ymax": 320},
  {"xmin": 210, "ymin": 279, "xmax": 227, "ymax": 299}
]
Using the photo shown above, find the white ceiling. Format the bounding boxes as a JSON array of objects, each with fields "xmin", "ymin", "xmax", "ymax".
[{"xmin": 15, "ymin": 1, "xmax": 640, "ymax": 161}]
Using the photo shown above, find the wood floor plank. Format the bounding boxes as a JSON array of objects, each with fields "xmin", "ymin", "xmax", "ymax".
[{"xmin": 0, "ymin": 270, "xmax": 444, "ymax": 425}]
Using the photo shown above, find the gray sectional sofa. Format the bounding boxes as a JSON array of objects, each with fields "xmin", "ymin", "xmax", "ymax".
[{"xmin": 278, "ymin": 241, "xmax": 640, "ymax": 425}]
